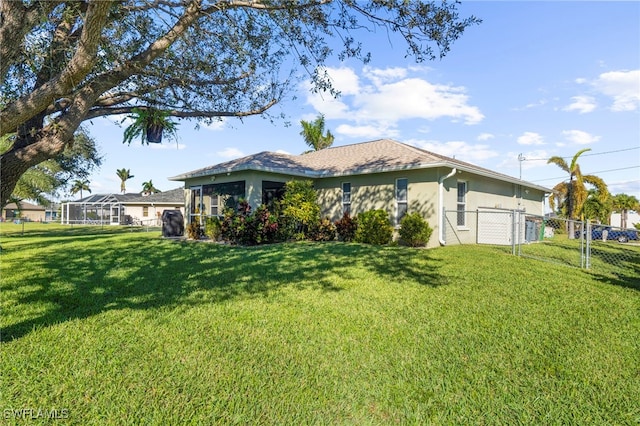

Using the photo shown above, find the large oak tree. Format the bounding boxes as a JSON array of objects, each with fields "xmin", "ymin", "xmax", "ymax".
[{"xmin": 1, "ymin": 0, "xmax": 480, "ymax": 208}]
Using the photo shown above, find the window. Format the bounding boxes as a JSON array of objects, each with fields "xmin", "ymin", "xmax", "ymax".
[
  {"xmin": 210, "ymin": 195, "xmax": 219, "ymax": 216},
  {"xmin": 342, "ymin": 182, "xmax": 351, "ymax": 214},
  {"xmin": 457, "ymin": 181, "xmax": 467, "ymax": 227},
  {"xmin": 142, "ymin": 206, "xmax": 149, "ymax": 217},
  {"xmin": 396, "ymin": 178, "xmax": 408, "ymax": 225}
]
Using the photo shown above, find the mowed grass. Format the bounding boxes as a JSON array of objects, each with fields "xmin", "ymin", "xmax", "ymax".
[{"xmin": 1, "ymin": 223, "xmax": 639, "ymax": 424}]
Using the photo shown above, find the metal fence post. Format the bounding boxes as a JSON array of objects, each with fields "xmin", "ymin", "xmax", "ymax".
[
  {"xmin": 511, "ymin": 209, "xmax": 517, "ymax": 256},
  {"xmin": 585, "ymin": 220, "xmax": 591, "ymax": 269}
]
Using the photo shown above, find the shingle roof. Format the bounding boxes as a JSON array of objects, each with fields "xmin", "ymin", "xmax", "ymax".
[{"xmin": 169, "ymin": 139, "xmax": 551, "ymax": 192}]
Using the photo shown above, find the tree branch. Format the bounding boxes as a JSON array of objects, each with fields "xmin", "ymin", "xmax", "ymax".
[
  {"xmin": 0, "ymin": 1, "xmax": 114, "ymax": 136},
  {"xmin": 84, "ymin": 99, "xmax": 278, "ymax": 120}
]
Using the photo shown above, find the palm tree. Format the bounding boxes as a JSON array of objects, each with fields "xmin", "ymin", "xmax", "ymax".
[
  {"xmin": 70, "ymin": 179, "xmax": 91, "ymax": 199},
  {"xmin": 612, "ymin": 193, "xmax": 639, "ymax": 229},
  {"xmin": 300, "ymin": 114, "xmax": 334, "ymax": 153},
  {"xmin": 582, "ymin": 188, "xmax": 612, "ymax": 224},
  {"xmin": 141, "ymin": 180, "xmax": 161, "ymax": 195},
  {"xmin": 547, "ymin": 148, "xmax": 608, "ymax": 238},
  {"xmin": 116, "ymin": 168, "xmax": 134, "ymax": 194}
]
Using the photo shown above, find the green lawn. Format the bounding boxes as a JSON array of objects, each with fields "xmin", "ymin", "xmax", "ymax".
[{"xmin": 1, "ymin": 223, "xmax": 639, "ymax": 424}]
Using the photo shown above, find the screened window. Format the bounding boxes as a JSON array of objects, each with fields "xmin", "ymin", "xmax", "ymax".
[
  {"xmin": 396, "ymin": 178, "xmax": 408, "ymax": 225},
  {"xmin": 457, "ymin": 181, "xmax": 467, "ymax": 227},
  {"xmin": 342, "ymin": 182, "xmax": 351, "ymax": 214},
  {"xmin": 210, "ymin": 195, "xmax": 219, "ymax": 216},
  {"xmin": 142, "ymin": 206, "xmax": 149, "ymax": 217}
]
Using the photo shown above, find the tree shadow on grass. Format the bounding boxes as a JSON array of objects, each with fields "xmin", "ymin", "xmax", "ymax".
[{"xmin": 1, "ymin": 233, "xmax": 446, "ymax": 343}]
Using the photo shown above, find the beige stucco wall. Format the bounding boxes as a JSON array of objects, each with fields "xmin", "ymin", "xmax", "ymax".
[
  {"xmin": 124, "ymin": 204, "xmax": 185, "ymax": 225},
  {"xmin": 315, "ymin": 169, "xmax": 439, "ymax": 221},
  {"xmin": 441, "ymin": 170, "xmax": 546, "ymax": 215}
]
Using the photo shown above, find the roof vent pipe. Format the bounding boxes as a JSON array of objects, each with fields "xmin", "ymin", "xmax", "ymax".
[{"xmin": 438, "ymin": 168, "xmax": 457, "ymax": 245}]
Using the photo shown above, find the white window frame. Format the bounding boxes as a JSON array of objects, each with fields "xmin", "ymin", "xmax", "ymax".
[
  {"xmin": 342, "ymin": 182, "xmax": 351, "ymax": 215},
  {"xmin": 396, "ymin": 178, "xmax": 408, "ymax": 226},
  {"xmin": 457, "ymin": 181, "xmax": 467, "ymax": 228}
]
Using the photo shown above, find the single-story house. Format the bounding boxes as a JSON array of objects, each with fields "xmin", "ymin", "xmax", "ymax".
[
  {"xmin": 169, "ymin": 139, "xmax": 551, "ymax": 247},
  {"xmin": 1, "ymin": 201, "xmax": 46, "ymax": 222},
  {"xmin": 61, "ymin": 188, "xmax": 185, "ymax": 225}
]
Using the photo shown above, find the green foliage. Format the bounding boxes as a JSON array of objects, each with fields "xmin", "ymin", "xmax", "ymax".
[
  {"xmin": 116, "ymin": 168, "xmax": 134, "ymax": 194},
  {"xmin": 300, "ymin": 114, "xmax": 334, "ymax": 152},
  {"xmin": 355, "ymin": 210, "xmax": 393, "ymax": 245},
  {"xmin": 122, "ymin": 108, "xmax": 179, "ymax": 145},
  {"xmin": 310, "ymin": 217, "xmax": 336, "ymax": 242},
  {"xmin": 399, "ymin": 212, "xmax": 433, "ymax": 247},
  {"xmin": 2, "ymin": 130, "xmax": 102, "ymax": 204},
  {"xmin": 186, "ymin": 221, "xmax": 202, "ymax": 240},
  {"xmin": 335, "ymin": 212, "xmax": 358, "ymax": 242},
  {"xmin": 280, "ymin": 180, "xmax": 321, "ymax": 239},
  {"xmin": 204, "ymin": 216, "xmax": 222, "ymax": 241},
  {"xmin": 69, "ymin": 179, "xmax": 91, "ymax": 199},
  {"xmin": 219, "ymin": 201, "xmax": 278, "ymax": 245}
]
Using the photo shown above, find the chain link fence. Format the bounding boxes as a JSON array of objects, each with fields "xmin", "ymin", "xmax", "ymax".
[{"xmin": 443, "ymin": 209, "xmax": 640, "ymax": 278}]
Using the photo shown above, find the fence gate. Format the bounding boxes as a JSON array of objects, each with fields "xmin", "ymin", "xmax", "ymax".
[{"xmin": 443, "ymin": 209, "xmax": 640, "ymax": 276}]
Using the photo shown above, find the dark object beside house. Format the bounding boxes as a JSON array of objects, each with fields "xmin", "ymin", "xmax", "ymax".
[{"xmin": 162, "ymin": 210, "xmax": 184, "ymax": 237}]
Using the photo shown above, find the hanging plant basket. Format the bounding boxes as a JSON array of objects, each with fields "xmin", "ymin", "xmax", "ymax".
[
  {"xmin": 146, "ymin": 123, "xmax": 164, "ymax": 144},
  {"xmin": 122, "ymin": 107, "xmax": 178, "ymax": 145}
]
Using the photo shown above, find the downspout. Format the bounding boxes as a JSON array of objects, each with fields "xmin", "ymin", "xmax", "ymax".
[{"xmin": 438, "ymin": 168, "xmax": 457, "ymax": 245}]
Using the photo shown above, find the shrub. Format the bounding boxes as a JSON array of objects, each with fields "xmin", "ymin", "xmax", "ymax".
[
  {"xmin": 355, "ymin": 210, "xmax": 393, "ymax": 245},
  {"xmin": 204, "ymin": 216, "xmax": 222, "ymax": 240},
  {"xmin": 219, "ymin": 201, "xmax": 278, "ymax": 245},
  {"xmin": 399, "ymin": 213, "xmax": 433, "ymax": 247},
  {"xmin": 335, "ymin": 212, "xmax": 357, "ymax": 242},
  {"xmin": 310, "ymin": 217, "xmax": 337, "ymax": 241},
  {"xmin": 279, "ymin": 180, "xmax": 320, "ymax": 239},
  {"xmin": 186, "ymin": 221, "xmax": 202, "ymax": 240}
]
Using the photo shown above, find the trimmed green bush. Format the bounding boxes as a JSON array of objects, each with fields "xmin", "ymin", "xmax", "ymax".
[
  {"xmin": 399, "ymin": 212, "xmax": 433, "ymax": 247},
  {"xmin": 355, "ymin": 210, "xmax": 392, "ymax": 245},
  {"xmin": 204, "ymin": 216, "xmax": 222, "ymax": 240},
  {"xmin": 279, "ymin": 180, "xmax": 321, "ymax": 239}
]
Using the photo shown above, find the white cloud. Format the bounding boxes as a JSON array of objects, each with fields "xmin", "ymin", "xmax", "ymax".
[
  {"xmin": 355, "ymin": 78, "xmax": 484, "ymax": 125},
  {"xmin": 592, "ymin": 69, "xmax": 640, "ymax": 111},
  {"xmin": 477, "ymin": 133, "xmax": 495, "ymax": 141},
  {"xmin": 335, "ymin": 123, "xmax": 399, "ymax": 139},
  {"xmin": 200, "ymin": 119, "xmax": 226, "ymax": 131},
  {"xmin": 305, "ymin": 65, "xmax": 484, "ymax": 128},
  {"xmin": 275, "ymin": 149, "xmax": 291, "ymax": 155},
  {"xmin": 149, "ymin": 142, "xmax": 186, "ymax": 150},
  {"xmin": 362, "ymin": 66, "xmax": 408, "ymax": 85},
  {"xmin": 563, "ymin": 95, "xmax": 597, "ymax": 114},
  {"xmin": 517, "ymin": 132, "xmax": 545, "ymax": 146},
  {"xmin": 217, "ymin": 147, "xmax": 244, "ymax": 158},
  {"xmin": 562, "ymin": 130, "xmax": 600, "ymax": 145},
  {"xmin": 410, "ymin": 139, "xmax": 499, "ymax": 163}
]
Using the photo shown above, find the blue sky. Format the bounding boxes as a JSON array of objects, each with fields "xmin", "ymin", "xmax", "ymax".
[{"xmin": 83, "ymin": 1, "xmax": 640, "ymax": 201}]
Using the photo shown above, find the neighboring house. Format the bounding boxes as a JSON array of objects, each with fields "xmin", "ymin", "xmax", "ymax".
[
  {"xmin": 610, "ymin": 211, "xmax": 639, "ymax": 229},
  {"xmin": 61, "ymin": 188, "xmax": 185, "ymax": 225},
  {"xmin": 169, "ymin": 139, "xmax": 551, "ymax": 247},
  {"xmin": 1, "ymin": 201, "xmax": 46, "ymax": 222}
]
